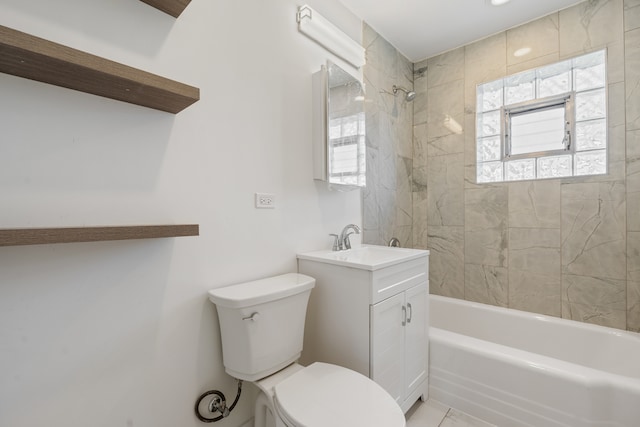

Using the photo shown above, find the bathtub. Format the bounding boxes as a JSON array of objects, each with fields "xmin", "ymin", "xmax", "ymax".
[{"xmin": 429, "ymin": 295, "xmax": 640, "ymax": 427}]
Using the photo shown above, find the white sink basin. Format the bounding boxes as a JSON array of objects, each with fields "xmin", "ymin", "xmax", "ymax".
[{"xmin": 297, "ymin": 245, "xmax": 429, "ymax": 271}]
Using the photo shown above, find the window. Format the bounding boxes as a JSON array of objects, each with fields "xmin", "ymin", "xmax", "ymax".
[{"xmin": 476, "ymin": 50, "xmax": 607, "ymax": 183}]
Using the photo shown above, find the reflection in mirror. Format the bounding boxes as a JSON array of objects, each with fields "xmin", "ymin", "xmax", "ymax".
[
  {"xmin": 326, "ymin": 62, "xmax": 366, "ymax": 188},
  {"xmin": 327, "ymin": 62, "xmax": 366, "ymax": 187},
  {"xmin": 312, "ymin": 62, "xmax": 366, "ymax": 189}
]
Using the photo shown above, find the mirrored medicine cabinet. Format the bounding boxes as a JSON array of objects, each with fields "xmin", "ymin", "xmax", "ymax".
[{"xmin": 312, "ymin": 61, "xmax": 366, "ymax": 190}]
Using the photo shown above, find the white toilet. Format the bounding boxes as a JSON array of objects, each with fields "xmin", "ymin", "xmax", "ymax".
[{"xmin": 208, "ymin": 273, "xmax": 406, "ymax": 427}]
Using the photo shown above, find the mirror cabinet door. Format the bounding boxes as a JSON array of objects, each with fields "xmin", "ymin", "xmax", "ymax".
[{"xmin": 326, "ymin": 62, "xmax": 366, "ymax": 188}]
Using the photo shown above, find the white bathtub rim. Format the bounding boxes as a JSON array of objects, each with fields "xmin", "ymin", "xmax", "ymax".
[
  {"xmin": 430, "ymin": 294, "xmax": 640, "ymax": 342},
  {"xmin": 430, "ymin": 327, "xmax": 640, "ymax": 392},
  {"xmin": 430, "ymin": 295, "xmax": 640, "ymax": 377}
]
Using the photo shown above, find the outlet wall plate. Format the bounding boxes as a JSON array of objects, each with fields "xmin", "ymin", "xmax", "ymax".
[{"xmin": 255, "ymin": 193, "xmax": 276, "ymax": 209}]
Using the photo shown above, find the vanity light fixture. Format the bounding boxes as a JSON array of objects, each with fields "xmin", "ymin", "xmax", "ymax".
[
  {"xmin": 296, "ymin": 5, "xmax": 366, "ymax": 69},
  {"xmin": 488, "ymin": 0, "xmax": 511, "ymax": 5}
]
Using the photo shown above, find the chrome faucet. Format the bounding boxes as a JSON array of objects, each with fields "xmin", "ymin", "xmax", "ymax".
[{"xmin": 330, "ymin": 224, "xmax": 361, "ymax": 251}]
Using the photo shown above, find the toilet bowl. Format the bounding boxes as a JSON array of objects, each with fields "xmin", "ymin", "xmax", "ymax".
[{"xmin": 208, "ymin": 273, "xmax": 405, "ymax": 427}]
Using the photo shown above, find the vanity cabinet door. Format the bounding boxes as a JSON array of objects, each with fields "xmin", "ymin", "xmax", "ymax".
[
  {"xmin": 370, "ymin": 292, "xmax": 405, "ymax": 404},
  {"xmin": 370, "ymin": 281, "xmax": 428, "ymax": 407},
  {"xmin": 404, "ymin": 282, "xmax": 428, "ymax": 398}
]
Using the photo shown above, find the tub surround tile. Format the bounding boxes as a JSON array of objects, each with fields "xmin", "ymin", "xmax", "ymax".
[
  {"xmin": 562, "ymin": 274, "xmax": 627, "ymax": 328},
  {"xmin": 413, "ymin": 123, "xmax": 429, "ymax": 167},
  {"xmin": 561, "ymin": 182, "xmax": 626, "ymax": 280},
  {"xmin": 465, "ymin": 187, "xmax": 508, "ymax": 267},
  {"xmin": 625, "ymin": 28, "xmax": 640, "ymax": 131},
  {"xmin": 609, "ymin": 81, "xmax": 626, "ymax": 128},
  {"xmin": 625, "ymin": 0, "xmax": 640, "ymax": 30},
  {"xmin": 428, "ymin": 79, "xmax": 464, "ymax": 140},
  {"xmin": 628, "ymin": 232, "xmax": 640, "ymax": 282},
  {"xmin": 606, "ymin": 40, "xmax": 626, "ymax": 84},
  {"xmin": 464, "ymin": 33, "xmax": 507, "ymax": 112},
  {"xmin": 559, "ymin": 0, "xmax": 624, "ymax": 57},
  {"xmin": 413, "ymin": 191, "xmax": 428, "ymax": 249},
  {"xmin": 465, "ymin": 264, "xmax": 508, "ymax": 307},
  {"xmin": 606, "ymin": 124, "xmax": 627, "ymax": 183},
  {"xmin": 413, "ymin": 63, "xmax": 428, "ymax": 126},
  {"xmin": 412, "ymin": 164, "xmax": 428, "ymax": 193},
  {"xmin": 506, "ymin": 13, "xmax": 559, "ymax": 67},
  {"xmin": 508, "ymin": 181, "xmax": 561, "ymax": 228},
  {"xmin": 509, "ymin": 228, "xmax": 561, "ymax": 316},
  {"xmin": 428, "ymin": 153, "xmax": 464, "ymax": 226},
  {"xmin": 628, "ymin": 281, "xmax": 640, "ymax": 332},
  {"xmin": 428, "ymin": 132, "xmax": 465, "ymax": 158},
  {"xmin": 428, "ymin": 226, "xmax": 465, "ymax": 299},
  {"xmin": 627, "ymin": 131, "xmax": 640, "ymax": 231},
  {"xmin": 364, "ymin": 24, "xmax": 414, "ymax": 249},
  {"xmin": 627, "ymin": 234, "xmax": 640, "ymax": 330},
  {"xmin": 507, "ymin": 52, "xmax": 561, "ymax": 75},
  {"xmin": 428, "ymin": 48, "xmax": 465, "ymax": 89}
]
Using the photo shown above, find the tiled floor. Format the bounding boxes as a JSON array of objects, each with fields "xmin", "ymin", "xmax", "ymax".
[{"xmin": 405, "ymin": 399, "xmax": 496, "ymax": 427}]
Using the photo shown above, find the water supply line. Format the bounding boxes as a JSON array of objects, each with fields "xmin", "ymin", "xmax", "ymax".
[{"xmin": 195, "ymin": 379, "xmax": 243, "ymax": 423}]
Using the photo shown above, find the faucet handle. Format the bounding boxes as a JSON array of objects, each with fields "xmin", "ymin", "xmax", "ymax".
[
  {"xmin": 343, "ymin": 232, "xmax": 356, "ymax": 250},
  {"xmin": 329, "ymin": 234, "xmax": 340, "ymax": 251}
]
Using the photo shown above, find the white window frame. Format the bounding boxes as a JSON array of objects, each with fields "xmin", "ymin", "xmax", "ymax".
[{"xmin": 502, "ymin": 92, "xmax": 575, "ymax": 161}]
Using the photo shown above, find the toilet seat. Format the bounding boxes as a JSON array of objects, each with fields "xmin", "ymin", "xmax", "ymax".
[{"xmin": 273, "ymin": 362, "xmax": 405, "ymax": 427}]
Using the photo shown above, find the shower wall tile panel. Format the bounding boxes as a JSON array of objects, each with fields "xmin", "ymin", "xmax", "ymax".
[
  {"xmin": 428, "ymin": 225, "xmax": 465, "ymax": 298},
  {"xmin": 508, "ymin": 228, "xmax": 561, "ymax": 317},
  {"xmin": 508, "ymin": 181, "xmax": 561, "ymax": 229},
  {"xmin": 559, "ymin": 0, "xmax": 624, "ymax": 57},
  {"xmin": 363, "ymin": 23, "xmax": 414, "ymax": 247},
  {"xmin": 465, "ymin": 264, "xmax": 508, "ymax": 307},
  {"xmin": 625, "ymin": 28, "xmax": 640, "ymax": 131},
  {"xmin": 506, "ymin": 13, "xmax": 559, "ymax": 67},
  {"xmin": 427, "ymin": 153, "xmax": 464, "ymax": 226},
  {"xmin": 562, "ymin": 274, "xmax": 627, "ymax": 329},
  {"xmin": 402, "ymin": 0, "xmax": 640, "ymax": 331},
  {"xmin": 625, "ymin": 0, "xmax": 640, "ymax": 30}
]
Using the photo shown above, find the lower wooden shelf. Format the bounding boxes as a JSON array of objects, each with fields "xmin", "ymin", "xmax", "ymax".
[
  {"xmin": 139, "ymin": 0, "xmax": 192, "ymax": 18},
  {"xmin": 0, "ymin": 224, "xmax": 199, "ymax": 246}
]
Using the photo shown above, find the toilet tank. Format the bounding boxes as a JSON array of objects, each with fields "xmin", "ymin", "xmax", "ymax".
[{"xmin": 208, "ymin": 273, "xmax": 315, "ymax": 381}]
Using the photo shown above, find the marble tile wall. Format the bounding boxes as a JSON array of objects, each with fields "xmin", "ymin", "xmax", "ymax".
[
  {"xmin": 410, "ymin": 0, "xmax": 640, "ymax": 332},
  {"xmin": 362, "ymin": 23, "xmax": 414, "ymax": 247}
]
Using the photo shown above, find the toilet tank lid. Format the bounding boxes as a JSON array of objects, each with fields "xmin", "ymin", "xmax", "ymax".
[{"xmin": 208, "ymin": 273, "xmax": 315, "ymax": 308}]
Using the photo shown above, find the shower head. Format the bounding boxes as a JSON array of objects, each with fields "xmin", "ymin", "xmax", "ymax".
[{"xmin": 392, "ymin": 85, "xmax": 416, "ymax": 101}]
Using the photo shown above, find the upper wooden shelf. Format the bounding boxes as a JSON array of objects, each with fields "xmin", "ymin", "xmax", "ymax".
[
  {"xmin": 0, "ymin": 224, "xmax": 199, "ymax": 247},
  {"xmin": 0, "ymin": 25, "xmax": 199, "ymax": 113},
  {"xmin": 139, "ymin": 0, "xmax": 192, "ymax": 18}
]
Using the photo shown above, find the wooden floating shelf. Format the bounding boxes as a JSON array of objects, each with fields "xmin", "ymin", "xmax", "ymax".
[
  {"xmin": 0, "ymin": 224, "xmax": 199, "ymax": 247},
  {"xmin": 139, "ymin": 0, "xmax": 192, "ymax": 18},
  {"xmin": 0, "ymin": 24, "xmax": 199, "ymax": 113}
]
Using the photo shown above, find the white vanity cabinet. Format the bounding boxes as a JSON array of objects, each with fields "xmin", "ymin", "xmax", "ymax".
[{"xmin": 297, "ymin": 246, "xmax": 429, "ymax": 413}]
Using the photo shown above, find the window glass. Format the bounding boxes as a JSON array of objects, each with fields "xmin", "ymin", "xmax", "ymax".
[
  {"xmin": 505, "ymin": 70, "xmax": 535, "ymax": 105},
  {"xmin": 537, "ymin": 60, "xmax": 571, "ymax": 98},
  {"xmin": 476, "ymin": 49, "xmax": 607, "ymax": 183},
  {"xmin": 509, "ymin": 104, "xmax": 566, "ymax": 155}
]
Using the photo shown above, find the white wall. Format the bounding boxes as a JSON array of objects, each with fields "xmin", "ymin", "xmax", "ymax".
[{"xmin": 0, "ymin": 0, "xmax": 363, "ymax": 426}]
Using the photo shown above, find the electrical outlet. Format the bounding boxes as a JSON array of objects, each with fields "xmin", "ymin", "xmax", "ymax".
[{"xmin": 255, "ymin": 193, "xmax": 276, "ymax": 209}]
